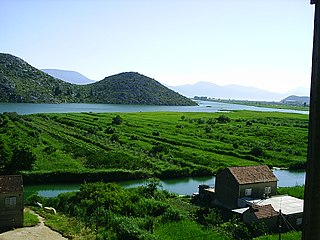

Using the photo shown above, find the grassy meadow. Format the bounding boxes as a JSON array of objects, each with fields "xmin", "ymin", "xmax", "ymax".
[{"xmin": 0, "ymin": 110, "xmax": 308, "ymax": 183}]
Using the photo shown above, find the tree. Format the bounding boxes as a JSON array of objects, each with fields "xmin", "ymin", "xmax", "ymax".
[
  {"xmin": 5, "ymin": 145, "xmax": 36, "ymax": 173},
  {"xmin": 150, "ymin": 144, "xmax": 168, "ymax": 155},
  {"xmin": 144, "ymin": 178, "xmax": 162, "ymax": 198},
  {"xmin": 250, "ymin": 146, "xmax": 264, "ymax": 157},
  {"xmin": 110, "ymin": 133, "xmax": 120, "ymax": 142},
  {"xmin": 0, "ymin": 139, "xmax": 12, "ymax": 172},
  {"xmin": 112, "ymin": 115, "xmax": 123, "ymax": 125},
  {"xmin": 216, "ymin": 115, "xmax": 231, "ymax": 123}
]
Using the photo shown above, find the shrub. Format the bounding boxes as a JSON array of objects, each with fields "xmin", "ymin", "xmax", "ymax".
[
  {"xmin": 250, "ymin": 146, "xmax": 264, "ymax": 157},
  {"xmin": 105, "ymin": 126, "xmax": 116, "ymax": 134},
  {"xmin": 216, "ymin": 115, "xmax": 231, "ymax": 123},
  {"xmin": 110, "ymin": 134, "xmax": 120, "ymax": 142},
  {"xmin": 112, "ymin": 115, "xmax": 123, "ymax": 125},
  {"xmin": 152, "ymin": 131, "xmax": 160, "ymax": 136},
  {"xmin": 150, "ymin": 144, "xmax": 169, "ymax": 155},
  {"xmin": 197, "ymin": 118, "xmax": 206, "ymax": 124},
  {"xmin": 205, "ymin": 125, "xmax": 213, "ymax": 133}
]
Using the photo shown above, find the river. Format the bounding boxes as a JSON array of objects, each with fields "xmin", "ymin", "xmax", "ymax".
[
  {"xmin": 0, "ymin": 101, "xmax": 308, "ymax": 115},
  {"xmin": 24, "ymin": 169, "xmax": 306, "ymax": 198}
]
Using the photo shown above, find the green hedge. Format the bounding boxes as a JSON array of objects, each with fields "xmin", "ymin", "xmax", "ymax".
[{"xmin": 22, "ymin": 169, "xmax": 151, "ymax": 184}]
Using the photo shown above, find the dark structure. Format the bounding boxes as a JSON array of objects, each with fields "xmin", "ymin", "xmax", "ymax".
[
  {"xmin": 214, "ymin": 165, "xmax": 278, "ymax": 209},
  {"xmin": 243, "ymin": 204, "xmax": 279, "ymax": 232},
  {"xmin": 303, "ymin": 1, "xmax": 320, "ymax": 240},
  {"xmin": 0, "ymin": 175, "xmax": 24, "ymax": 229}
]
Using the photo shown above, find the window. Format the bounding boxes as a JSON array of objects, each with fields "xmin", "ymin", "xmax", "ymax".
[
  {"xmin": 296, "ymin": 218, "xmax": 303, "ymax": 225},
  {"xmin": 5, "ymin": 196, "xmax": 17, "ymax": 206},
  {"xmin": 265, "ymin": 187, "xmax": 271, "ymax": 194},
  {"xmin": 245, "ymin": 188, "xmax": 252, "ymax": 196}
]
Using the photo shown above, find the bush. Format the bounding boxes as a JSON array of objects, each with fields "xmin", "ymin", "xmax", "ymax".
[
  {"xmin": 150, "ymin": 144, "xmax": 169, "ymax": 155},
  {"xmin": 110, "ymin": 133, "xmax": 120, "ymax": 142},
  {"xmin": 216, "ymin": 115, "xmax": 231, "ymax": 123},
  {"xmin": 250, "ymin": 146, "xmax": 264, "ymax": 157},
  {"xmin": 105, "ymin": 126, "xmax": 116, "ymax": 134},
  {"xmin": 152, "ymin": 131, "xmax": 160, "ymax": 136},
  {"xmin": 112, "ymin": 115, "xmax": 123, "ymax": 125}
]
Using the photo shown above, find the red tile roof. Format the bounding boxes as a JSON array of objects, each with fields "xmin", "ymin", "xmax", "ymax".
[
  {"xmin": 228, "ymin": 165, "xmax": 278, "ymax": 184},
  {"xmin": 249, "ymin": 204, "xmax": 278, "ymax": 219},
  {"xmin": 0, "ymin": 175, "xmax": 23, "ymax": 193}
]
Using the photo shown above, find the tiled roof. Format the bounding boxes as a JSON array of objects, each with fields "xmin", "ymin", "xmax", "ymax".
[
  {"xmin": 0, "ymin": 175, "xmax": 23, "ymax": 193},
  {"xmin": 249, "ymin": 204, "xmax": 278, "ymax": 219},
  {"xmin": 228, "ymin": 165, "xmax": 278, "ymax": 184}
]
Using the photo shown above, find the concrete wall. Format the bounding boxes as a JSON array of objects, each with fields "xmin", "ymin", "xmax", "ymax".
[
  {"xmin": 0, "ymin": 192, "xmax": 24, "ymax": 228},
  {"xmin": 215, "ymin": 170, "xmax": 239, "ymax": 209},
  {"xmin": 239, "ymin": 181, "xmax": 277, "ymax": 200}
]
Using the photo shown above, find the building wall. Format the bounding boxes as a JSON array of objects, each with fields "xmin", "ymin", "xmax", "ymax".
[
  {"xmin": 283, "ymin": 212, "xmax": 303, "ymax": 231},
  {"xmin": 215, "ymin": 170, "xmax": 239, "ymax": 209},
  {"xmin": 0, "ymin": 192, "xmax": 24, "ymax": 228},
  {"xmin": 239, "ymin": 181, "xmax": 277, "ymax": 200}
]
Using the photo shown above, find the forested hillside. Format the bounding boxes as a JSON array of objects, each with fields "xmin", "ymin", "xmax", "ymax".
[
  {"xmin": 0, "ymin": 53, "xmax": 196, "ymax": 106},
  {"xmin": 0, "ymin": 53, "xmax": 78, "ymax": 103},
  {"xmin": 0, "ymin": 111, "xmax": 307, "ymax": 183},
  {"xmin": 84, "ymin": 72, "xmax": 197, "ymax": 105}
]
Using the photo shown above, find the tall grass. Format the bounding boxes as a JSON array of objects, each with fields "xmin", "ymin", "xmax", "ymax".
[{"xmin": 254, "ymin": 231, "xmax": 301, "ymax": 240}]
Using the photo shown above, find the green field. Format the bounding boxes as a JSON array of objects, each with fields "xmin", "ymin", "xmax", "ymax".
[{"xmin": 0, "ymin": 111, "xmax": 308, "ymax": 183}]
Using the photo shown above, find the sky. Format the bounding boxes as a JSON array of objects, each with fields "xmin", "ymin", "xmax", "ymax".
[{"xmin": 0, "ymin": 0, "xmax": 315, "ymax": 94}]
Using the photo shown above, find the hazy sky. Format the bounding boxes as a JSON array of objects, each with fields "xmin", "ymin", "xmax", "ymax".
[{"xmin": 0, "ymin": 0, "xmax": 315, "ymax": 93}]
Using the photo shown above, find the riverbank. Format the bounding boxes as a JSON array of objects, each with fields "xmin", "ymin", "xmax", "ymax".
[
  {"xmin": 24, "ymin": 169, "xmax": 306, "ymax": 198},
  {"xmin": 205, "ymin": 99, "xmax": 309, "ymax": 112}
]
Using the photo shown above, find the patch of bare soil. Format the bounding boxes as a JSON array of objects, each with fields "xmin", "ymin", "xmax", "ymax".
[{"xmin": 0, "ymin": 209, "xmax": 67, "ymax": 240}]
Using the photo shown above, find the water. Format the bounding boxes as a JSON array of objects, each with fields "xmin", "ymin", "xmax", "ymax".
[
  {"xmin": 4, "ymin": 101, "xmax": 306, "ymax": 197},
  {"xmin": 0, "ymin": 101, "xmax": 308, "ymax": 115},
  {"xmin": 24, "ymin": 170, "xmax": 306, "ymax": 198},
  {"xmin": 273, "ymin": 169, "xmax": 306, "ymax": 187}
]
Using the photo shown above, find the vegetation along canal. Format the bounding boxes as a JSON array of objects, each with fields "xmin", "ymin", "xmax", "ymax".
[{"xmin": 24, "ymin": 169, "xmax": 306, "ymax": 198}]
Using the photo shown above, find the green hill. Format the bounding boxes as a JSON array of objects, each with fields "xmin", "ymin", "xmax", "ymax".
[
  {"xmin": 84, "ymin": 72, "xmax": 197, "ymax": 105},
  {"xmin": 0, "ymin": 53, "xmax": 196, "ymax": 106},
  {"xmin": 0, "ymin": 53, "xmax": 80, "ymax": 103}
]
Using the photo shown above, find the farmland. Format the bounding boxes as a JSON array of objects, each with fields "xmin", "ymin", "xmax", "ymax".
[{"xmin": 0, "ymin": 111, "xmax": 308, "ymax": 183}]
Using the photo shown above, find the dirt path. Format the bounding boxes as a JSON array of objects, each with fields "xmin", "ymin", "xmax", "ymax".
[{"xmin": 0, "ymin": 209, "xmax": 67, "ymax": 240}]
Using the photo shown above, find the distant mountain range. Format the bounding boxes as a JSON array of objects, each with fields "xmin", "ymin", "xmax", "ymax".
[
  {"xmin": 168, "ymin": 81, "xmax": 309, "ymax": 102},
  {"xmin": 0, "ymin": 53, "xmax": 196, "ymax": 106},
  {"xmin": 281, "ymin": 95, "xmax": 310, "ymax": 105},
  {"xmin": 41, "ymin": 69, "xmax": 96, "ymax": 85},
  {"xmin": 40, "ymin": 70, "xmax": 310, "ymax": 102}
]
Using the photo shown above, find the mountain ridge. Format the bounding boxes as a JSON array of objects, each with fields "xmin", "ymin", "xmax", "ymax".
[
  {"xmin": 0, "ymin": 53, "xmax": 196, "ymax": 106},
  {"xmin": 168, "ymin": 81, "xmax": 308, "ymax": 102},
  {"xmin": 41, "ymin": 69, "xmax": 96, "ymax": 85}
]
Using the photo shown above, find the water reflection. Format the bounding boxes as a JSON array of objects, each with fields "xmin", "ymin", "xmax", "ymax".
[{"xmin": 24, "ymin": 170, "xmax": 306, "ymax": 198}]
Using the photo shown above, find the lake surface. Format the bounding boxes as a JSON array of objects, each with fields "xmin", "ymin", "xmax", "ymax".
[
  {"xmin": 24, "ymin": 169, "xmax": 306, "ymax": 198},
  {"xmin": 0, "ymin": 101, "xmax": 308, "ymax": 115}
]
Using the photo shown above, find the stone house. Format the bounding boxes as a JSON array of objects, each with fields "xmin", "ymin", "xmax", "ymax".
[
  {"xmin": 198, "ymin": 165, "xmax": 304, "ymax": 233},
  {"xmin": 0, "ymin": 175, "xmax": 24, "ymax": 229},
  {"xmin": 214, "ymin": 165, "xmax": 278, "ymax": 209}
]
